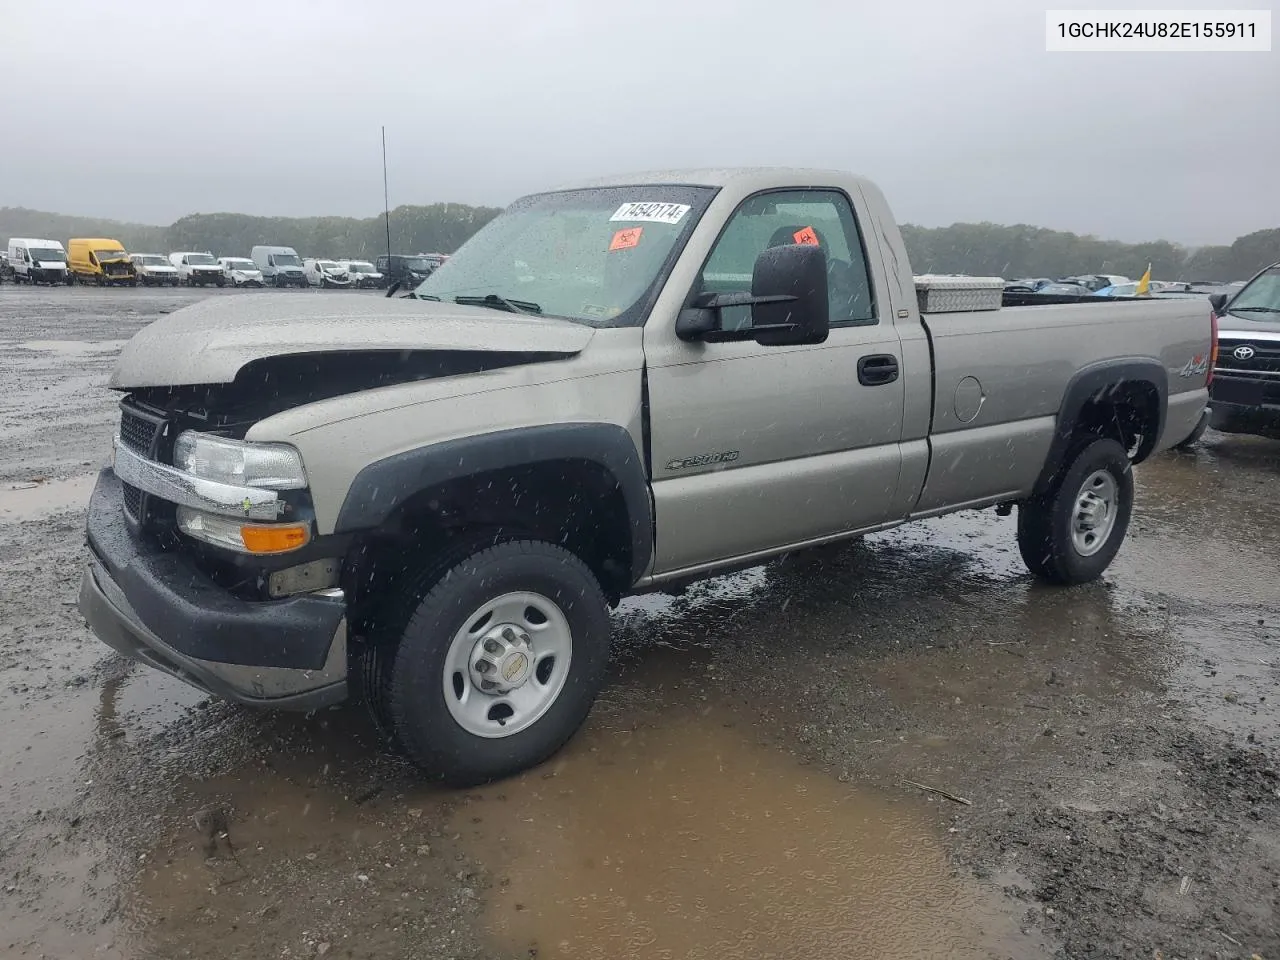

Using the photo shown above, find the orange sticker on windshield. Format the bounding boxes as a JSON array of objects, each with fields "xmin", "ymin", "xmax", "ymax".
[
  {"xmin": 609, "ymin": 227, "xmax": 643, "ymax": 251},
  {"xmin": 793, "ymin": 226, "xmax": 819, "ymax": 246}
]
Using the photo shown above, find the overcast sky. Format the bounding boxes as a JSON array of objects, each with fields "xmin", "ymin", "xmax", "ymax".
[{"xmin": 3, "ymin": 0, "xmax": 1276, "ymax": 244}]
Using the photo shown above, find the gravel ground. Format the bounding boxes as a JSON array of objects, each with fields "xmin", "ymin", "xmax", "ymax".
[{"xmin": 1, "ymin": 287, "xmax": 1277, "ymax": 960}]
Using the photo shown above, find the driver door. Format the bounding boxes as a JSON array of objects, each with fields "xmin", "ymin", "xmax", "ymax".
[{"xmin": 643, "ymin": 188, "xmax": 906, "ymax": 575}]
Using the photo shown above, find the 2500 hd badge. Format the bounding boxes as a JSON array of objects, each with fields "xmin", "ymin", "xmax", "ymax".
[{"xmin": 666, "ymin": 450, "xmax": 740, "ymax": 471}]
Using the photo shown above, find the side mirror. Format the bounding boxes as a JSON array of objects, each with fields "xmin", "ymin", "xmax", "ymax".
[
  {"xmin": 675, "ymin": 244, "xmax": 830, "ymax": 346},
  {"xmin": 750, "ymin": 244, "xmax": 829, "ymax": 346},
  {"xmin": 1209, "ymin": 292, "xmax": 1229, "ymax": 316}
]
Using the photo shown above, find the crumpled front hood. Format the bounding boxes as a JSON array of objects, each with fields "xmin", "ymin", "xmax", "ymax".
[{"xmin": 111, "ymin": 293, "xmax": 595, "ymax": 388}]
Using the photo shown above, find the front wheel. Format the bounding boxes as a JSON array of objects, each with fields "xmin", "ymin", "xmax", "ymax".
[
  {"xmin": 1017, "ymin": 438, "xmax": 1133, "ymax": 585},
  {"xmin": 375, "ymin": 540, "xmax": 611, "ymax": 786}
]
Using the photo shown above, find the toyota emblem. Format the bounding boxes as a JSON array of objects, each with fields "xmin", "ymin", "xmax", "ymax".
[{"xmin": 1233, "ymin": 345, "xmax": 1256, "ymax": 361}]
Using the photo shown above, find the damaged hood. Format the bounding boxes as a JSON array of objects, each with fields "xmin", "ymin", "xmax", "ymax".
[{"xmin": 111, "ymin": 293, "xmax": 596, "ymax": 388}]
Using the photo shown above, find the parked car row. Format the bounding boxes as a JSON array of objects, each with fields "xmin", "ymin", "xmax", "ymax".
[
  {"xmin": 1004, "ymin": 274, "xmax": 1246, "ymax": 300},
  {"xmin": 1, "ymin": 237, "xmax": 450, "ymax": 290}
]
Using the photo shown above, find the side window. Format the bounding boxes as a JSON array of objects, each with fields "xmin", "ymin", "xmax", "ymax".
[{"xmin": 696, "ymin": 189, "xmax": 876, "ymax": 331}]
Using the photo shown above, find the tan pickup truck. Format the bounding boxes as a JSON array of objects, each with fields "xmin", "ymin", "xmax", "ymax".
[{"xmin": 79, "ymin": 167, "xmax": 1212, "ymax": 784}]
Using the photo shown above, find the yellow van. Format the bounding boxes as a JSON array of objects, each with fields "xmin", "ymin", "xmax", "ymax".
[{"xmin": 68, "ymin": 238, "xmax": 137, "ymax": 286}]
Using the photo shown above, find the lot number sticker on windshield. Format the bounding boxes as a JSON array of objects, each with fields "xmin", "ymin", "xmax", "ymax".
[
  {"xmin": 609, "ymin": 227, "xmax": 644, "ymax": 251},
  {"xmin": 610, "ymin": 202, "xmax": 690, "ymax": 225},
  {"xmin": 793, "ymin": 226, "xmax": 820, "ymax": 246}
]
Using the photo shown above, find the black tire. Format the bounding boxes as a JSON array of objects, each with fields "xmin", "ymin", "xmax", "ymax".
[
  {"xmin": 1174, "ymin": 410, "xmax": 1209, "ymax": 450},
  {"xmin": 1017, "ymin": 438, "xmax": 1133, "ymax": 585},
  {"xmin": 379, "ymin": 540, "xmax": 610, "ymax": 786}
]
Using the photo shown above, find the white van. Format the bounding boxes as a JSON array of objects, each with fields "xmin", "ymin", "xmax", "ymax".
[
  {"xmin": 218, "ymin": 257, "xmax": 264, "ymax": 287},
  {"xmin": 8, "ymin": 238, "xmax": 70, "ymax": 284},
  {"xmin": 168, "ymin": 252, "xmax": 224, "ymax": 287},
  {"xmin": 303, "ymin": 258, "xmax": 352, "ymax": 288},
  {"xmin": 250, "ymin": 245, "xmax": 307, "ymax": 287}
]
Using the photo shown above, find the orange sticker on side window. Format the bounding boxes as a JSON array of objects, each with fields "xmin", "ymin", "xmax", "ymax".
[
  {"xmin": 793, "ymin": 226, "xmax": 819, "ymax": 246},
  {"xmin": 609, "ymin": 227, "xmax": 643, "ymax": 251}
]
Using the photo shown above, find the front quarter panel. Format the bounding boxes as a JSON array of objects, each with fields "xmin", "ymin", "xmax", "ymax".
[{"xmin": 246, "ymin": 328, "xmax": 646, "ymax": 536}]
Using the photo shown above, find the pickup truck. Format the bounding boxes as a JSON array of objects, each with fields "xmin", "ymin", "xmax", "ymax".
[
  {"xmin": 78, "ymin": 168, "xmax": 1212, "ymax": 785},
  {"xmin": 1205, "ymin": 262, "xmax": 1280, "ymax": 439}
]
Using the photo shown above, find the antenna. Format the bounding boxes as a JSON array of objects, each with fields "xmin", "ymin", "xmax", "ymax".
[{"xmin": 382, "ymin": 126, "xmax": 392, "ymax": 260}]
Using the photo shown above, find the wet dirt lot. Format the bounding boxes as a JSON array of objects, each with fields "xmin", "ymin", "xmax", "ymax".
[{"xmin": 1, "ymin": 287, "xmax": 1277, "ymax": 960}]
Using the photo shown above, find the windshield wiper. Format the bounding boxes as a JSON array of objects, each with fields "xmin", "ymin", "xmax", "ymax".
[
  {"xmin": 453, "ymin": 293, "xmax": 542, "ymax": 315},
  {"xmin": 1229, "ymin": 306, "xmax": 1280, "ymax": 314}
]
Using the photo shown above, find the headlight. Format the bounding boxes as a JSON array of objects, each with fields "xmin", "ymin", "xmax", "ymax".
[
  {"xmin": 177, "ymin": 506, "xmax": 311, "ymax": 554},
  {"xmin": 173, "ymin": 431, "xmax": 307, "ymax": 489}
]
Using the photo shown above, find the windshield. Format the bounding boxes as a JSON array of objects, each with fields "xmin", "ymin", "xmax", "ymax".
[
  {"xmin": 134, "ymin": 255, "xmax": 167, "ymax": 266},
  {"xmin": 271, "ymin": 253, "xmax": 301, "ymax": 267},
  {"xmin": 184, "ymin": 254, "xmax": 217, "ymax": 266},
  {"xmin": 94, "ymin": 248, "xmax": 128, "ymax": 261},
  {"xmin": 29, "ymin": 247, "xmax": 64, "ymax": 261},
  {"xmin": 224, "ymin": 259, "xmax": 256, "ymax": 271},
  {"xmin": 414, "ymin": 185, "xmax": 714, "ymax": 326},
  {"xmin": 401, "ymin": 257, "xmax": 435, "ymax": 271},
  {"xmin": 346, "ymin": 261, "xmax": 374, "ymax": 273},
  {"xmin": 317, "ymin": 261, "xmax": 341, "ymax": 270},
  {"xmin": 1228, "ymin": 266, "xmax": 1280, "ymax": 315}
]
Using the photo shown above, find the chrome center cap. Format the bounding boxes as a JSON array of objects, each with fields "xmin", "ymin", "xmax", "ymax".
[
  {"xmin": 1079, "ymin": 494, "xmax": 1108, "ymax": 528},
  {"xmin": 500, "ymin": 651, "xmax": 531, "ymax": 686},
  {"xmin": 469, "ymin": 625, "xmax": 534, "ymax": 694}
]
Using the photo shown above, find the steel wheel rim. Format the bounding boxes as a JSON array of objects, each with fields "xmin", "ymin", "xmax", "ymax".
[
  {"xmin": 1071, "ymin": 469, "xmax": 1119, "ymax": 557},
  {"xmin": 442, "ymin": 591, "xmax": 573, "ymax": 739}
]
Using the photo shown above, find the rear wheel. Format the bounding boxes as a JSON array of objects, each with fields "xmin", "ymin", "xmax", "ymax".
[
  {"xmin": 1017, "ymin": 438, "xmax": 1133, "ymax": 584},
  {"xmin": 374, "ymin": 540, "xmax": 611, "ymax": 785}
]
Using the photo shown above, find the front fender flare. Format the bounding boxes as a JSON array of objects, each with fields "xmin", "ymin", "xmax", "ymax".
[{"xmin": 334, "ymin": 422, "xmax": 653, "ymax": 585}]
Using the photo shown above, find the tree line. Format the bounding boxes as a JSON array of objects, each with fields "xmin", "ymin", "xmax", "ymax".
[
  {"xmin": 2, "ymin": 204, "xmax": 1275, "ymax": 282},
  {"xmin": 901, "ymin": 222, "xmax": 1279, "ymax": 282}
]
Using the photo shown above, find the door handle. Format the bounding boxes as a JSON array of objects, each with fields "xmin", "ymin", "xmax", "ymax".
[{"xmin": 857, "ymin": 354, "xmax": 899, "ymax": 386}]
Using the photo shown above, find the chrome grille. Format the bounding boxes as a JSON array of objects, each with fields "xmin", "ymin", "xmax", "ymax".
[
  {"xmin": 1217, "ymin": 339, "xmax": 1280, "ymax": 378},
  {"xmin": 117, "ymin": 401, "xmax": 168, "ymax": 529},
  {"xmin": 119, "ymin": 407, "xmax": 161, "ymax": 453}
]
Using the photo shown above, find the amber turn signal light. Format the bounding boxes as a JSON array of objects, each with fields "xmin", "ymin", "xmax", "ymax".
[{"xmin": 240, "ymin": 524, "xmax": 311, "ymax": 554}]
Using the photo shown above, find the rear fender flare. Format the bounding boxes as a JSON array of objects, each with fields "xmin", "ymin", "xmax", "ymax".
[{"xmin": 1034, "ymin": 358, "xmax": 1167, "ymax": 495}]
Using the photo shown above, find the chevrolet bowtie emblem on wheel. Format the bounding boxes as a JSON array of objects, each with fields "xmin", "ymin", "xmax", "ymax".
[{"xmin": 1234, "ymin": 345, "xmax": 1256, "ymax": 361}]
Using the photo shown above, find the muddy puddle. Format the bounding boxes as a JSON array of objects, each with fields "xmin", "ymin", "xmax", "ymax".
[
  {"xmin": 0, "ymin": 474, "xmax": 97, "ymax": 522},
  {"xmin": 125, "ymin": 646, "xmax": 1045, "ymax": 960},
  {"xmin": 457, "ymin": 710, "xmax": 1043, "ymax": 960}
]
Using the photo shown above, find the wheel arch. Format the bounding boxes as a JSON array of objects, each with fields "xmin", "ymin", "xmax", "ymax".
[
  {"xmin": 1034, "ymin": 358, "xmax": 1167, "ymax": 496},
  {"xmin": 335, "ymin": 423, "xmax": 653, "ymax": 589}
]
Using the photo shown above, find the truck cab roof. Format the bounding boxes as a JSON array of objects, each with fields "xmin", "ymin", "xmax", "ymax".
[{"xmin": 557, "ymin": 167, "xmax": 873, "ymax": 192}]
